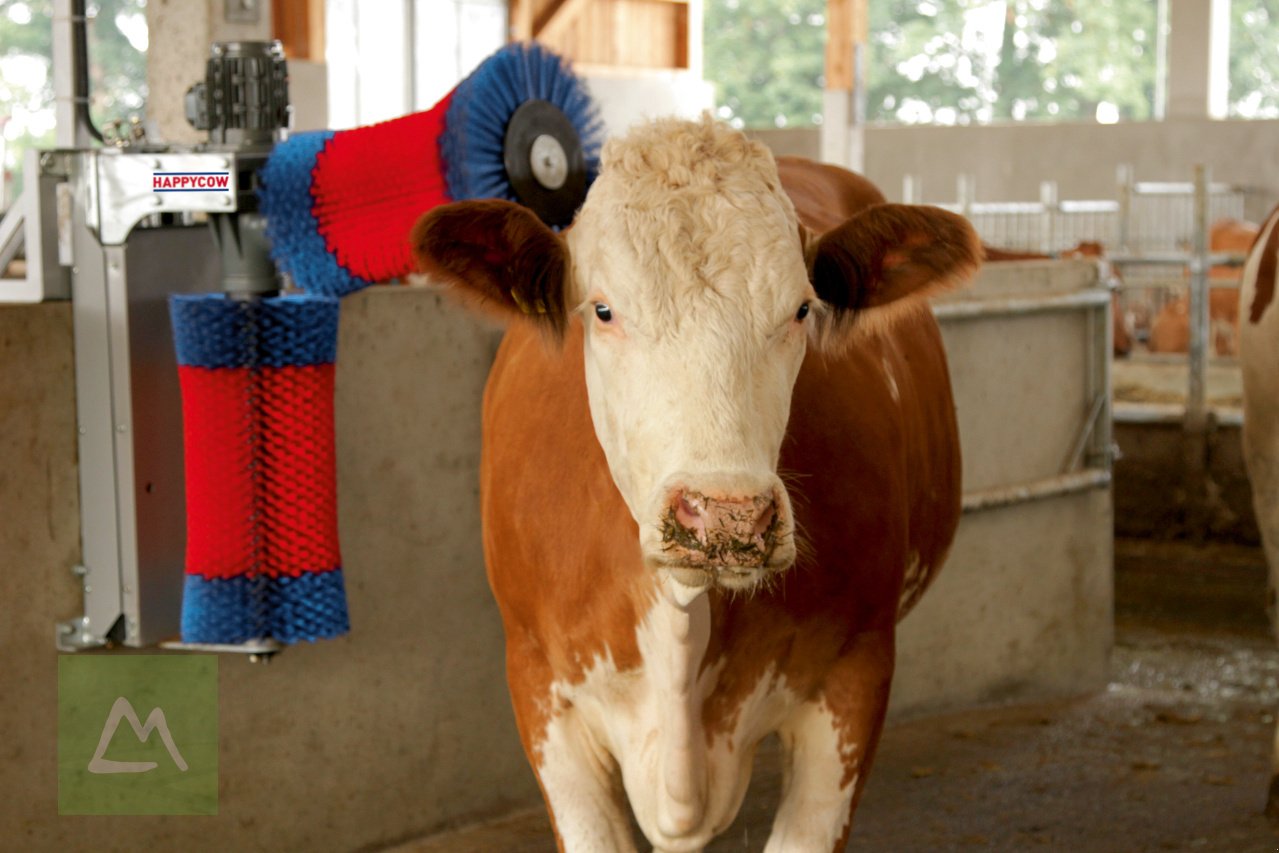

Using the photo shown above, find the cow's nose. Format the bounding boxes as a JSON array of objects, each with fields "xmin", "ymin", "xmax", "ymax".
[{"xmin": 668, "ymin": 489, "xmax": 779, "ymax": 558}]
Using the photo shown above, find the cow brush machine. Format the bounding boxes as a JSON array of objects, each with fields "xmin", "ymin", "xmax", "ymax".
[{"xmin": 169, "ymin": 40, "xmax": 603, "ymax": 652}]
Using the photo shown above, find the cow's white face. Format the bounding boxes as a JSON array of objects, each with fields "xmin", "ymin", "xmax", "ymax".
[
  {"xmin": 564, "ymin": 122, "xmax": 811, "ymax": 594},
  {"xmin": 412, "ymin": 116, "xmax": 980, "ymax": 606}
]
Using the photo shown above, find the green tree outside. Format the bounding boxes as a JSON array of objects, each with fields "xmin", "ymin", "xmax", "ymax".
[
  {"xmin": 707, "ymin": 0, "xmax": 1275, "ymax": 129},
  {"xmin": 1, "ymin": 0, "xmax": 146, "ymax": 198}
]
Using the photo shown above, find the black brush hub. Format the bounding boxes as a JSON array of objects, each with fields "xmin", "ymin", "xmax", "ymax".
[{"xmin": 503, "ymin": 99, "xmax": 588, "ymax": 229}]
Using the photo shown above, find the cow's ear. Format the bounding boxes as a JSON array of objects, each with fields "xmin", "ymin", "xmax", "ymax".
[
  {"xmin": 808, "ymin": 203, "xmax": 980, "ymax": 334},
  {"xmin": 411, "ymin": 200, "xmax": 570, "ymax": 341}
]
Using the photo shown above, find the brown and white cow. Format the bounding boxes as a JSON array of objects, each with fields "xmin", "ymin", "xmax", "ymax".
[
  {"xmin": 1148, "ymin": 218, "xmax": 1260, "ymax": 358},
  {"xmin": 1239, "ymin": 203, "xmax": 1279, "ymax": 820},
  {"xmin": 412, "ymin": 118, "xmax": 978, "ymax": 852}
]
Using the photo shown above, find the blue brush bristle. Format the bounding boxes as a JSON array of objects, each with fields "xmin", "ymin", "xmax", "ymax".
[
  {"xmin": 442, "ymin": 42, "xmax": 605, "ymax": 204},
  {"xmin": 259, "ymin": 130, "xmax": 373, "ymax": 297},
  {"xmin": 181, "ymin": 571, "xmax": 350, "ymax": 645}
]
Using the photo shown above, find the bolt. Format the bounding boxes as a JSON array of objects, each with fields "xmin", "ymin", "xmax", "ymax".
[
  {"xmin": 59, "ymin": 622, "xmax": 75, "ymax": 634},
  {"xmin": 78, "ymin": 427, "xmax": 86, "ymax": 436},
  {"xmin": 71, "ymin": 564, "xmax": 88, "ymax": 577},
  {"xmin": 221, "ymin": 196, "xmax": 233, "ymax": 207},
  {"xmin": 122, "ymin": 585, "xmax": 132, "ymax": 595},
  {"xmin": 83, "ymin": 584, "xmax": 92, "ymax": 593},
  {"xmin": 116, "ymin": 424, "xmax": 127, "ymax": 433}
]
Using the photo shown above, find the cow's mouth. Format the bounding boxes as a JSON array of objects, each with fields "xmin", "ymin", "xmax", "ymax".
[{"xmin": 656, "ymin": 559, "xmax": 792, "ymax": 601}]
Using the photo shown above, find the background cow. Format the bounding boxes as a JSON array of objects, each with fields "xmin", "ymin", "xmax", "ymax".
[
  {"xmin": 1148, "ymin": 218, "xmax": 1259, "ymax": 358},
  {"xmin": 412, "ymin": 117, "xmax": 979, "ymax": 852},
  {"xmin": 1239, "ymin": 203, "xmax": 1279, "ymax": 820}
]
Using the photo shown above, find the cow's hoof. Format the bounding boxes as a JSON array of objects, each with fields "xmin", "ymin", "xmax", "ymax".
[{"xmin": 1265, "ymin": 775, "xmax": 1279, "ymax": 823}]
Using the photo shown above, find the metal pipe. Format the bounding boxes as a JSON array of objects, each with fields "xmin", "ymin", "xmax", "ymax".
[
  {"xmin": 1039, "ymin": 180, "xmax": 1058, "ymax": 254},
  {"xmin": 962, "ymin": 469, "xmax": 1111, "ymax": 514},
  {"xmin": 1117, "ymin": 164, "xmax": 1133, "ymax": 252},
  {"xmin": 1186, "ymin": 164, "xmax": 1210, "ymax": 433},
  {"xmin": 902, "ymin": 174, "xmax": 920, "ymax": 205},
  {"xmin": 933, "ymin": 289, "xmax": 1111, "ymax": 321},
  {"xmin": 956, "ymin": 173, "xmax": 975, "ymax": 219}
]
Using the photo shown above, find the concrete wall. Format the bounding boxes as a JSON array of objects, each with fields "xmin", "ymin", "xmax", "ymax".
[
  {"xmin": 1114, "ymin": 418, "xmax": 1257, "ymax": 543},
  {"xmin": 754, "ymin": 119, "xmax": 1279, "ymax": 222},
  {"xmin": 893, "ymin": 261, "xmax": 1115, "ymax": 715},
  {"xmin": 1, "ymin": 290, "xmax": 539, "ymax": 852}
]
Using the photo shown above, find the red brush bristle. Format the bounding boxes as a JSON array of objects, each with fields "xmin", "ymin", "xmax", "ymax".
[
  {"xmin": 310, "ymin": 101, "xmax": 454, "ymax": 283},
  {"xmin": 180, "ymin": 367, "xmax": 258, "ymax": 580},
  {"xmin": 259, "ymin": 365, "xmax": 341, "ymax": 577}
]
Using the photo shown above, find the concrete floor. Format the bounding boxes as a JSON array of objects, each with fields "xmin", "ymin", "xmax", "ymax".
[{"xmin": 391, "ymin": 539, "xmax": 1279, "ymax": 852}]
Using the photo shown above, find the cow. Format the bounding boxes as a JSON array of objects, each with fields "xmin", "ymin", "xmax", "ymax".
[
  {"xmin": 1239, "ymin": 203, "xmax": 1279, "ymax": 821},
  {"xmin": 411, "ymin": 117, "xmax": 979, "ymax": 852},
  {"xmin": 1148, "ymin": 218, "xmax": 1259, "ymax": 358}
]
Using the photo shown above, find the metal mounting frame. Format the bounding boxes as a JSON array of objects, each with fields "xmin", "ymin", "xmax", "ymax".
[{"xmin": 53, "ymin": 149, "xmax": 235, "ymax": 652}]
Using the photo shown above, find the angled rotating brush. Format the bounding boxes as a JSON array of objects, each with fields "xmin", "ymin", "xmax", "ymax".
[{"xmin": 260, "ymin": 41, "xmax": 604, "ymax": 297}]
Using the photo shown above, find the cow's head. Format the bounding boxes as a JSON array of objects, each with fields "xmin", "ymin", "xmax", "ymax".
[{"xmin": 412, "ymin": 117, "xmax": 978, "ymax": 604}]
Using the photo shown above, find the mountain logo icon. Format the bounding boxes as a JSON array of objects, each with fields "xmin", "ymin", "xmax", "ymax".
[{"xmin": 87, "ymin": 696, "xmax": 189, "ymax": 774}]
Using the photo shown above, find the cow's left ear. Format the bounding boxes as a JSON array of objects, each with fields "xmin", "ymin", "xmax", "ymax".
[
  {"xmin": 808, "ymin": 203, "xmax": 980, "ymax": 330},
  {"xmin": 411, "ymin": 199, "xmax": 570, "ymax": 341}
]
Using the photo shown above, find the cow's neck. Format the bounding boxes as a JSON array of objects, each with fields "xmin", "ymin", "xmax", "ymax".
[{"xmin": 635, "ymin": 582, "xmax": 712, "ymax": 836}]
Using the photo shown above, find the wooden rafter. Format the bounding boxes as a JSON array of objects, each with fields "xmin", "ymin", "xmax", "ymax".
[
  {"xmin": 534, "ymin": 0, "xmax": 593, "ymax": 43},
  {"xmin": 825, "ymin": 0, "xmax": 868, "ymax": 91}
]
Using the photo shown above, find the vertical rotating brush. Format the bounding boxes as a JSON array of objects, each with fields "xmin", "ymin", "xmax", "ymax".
[
  {"xmin": 171, "ymin": 295, "xmax": 346, "ymax": 644},
  {"xmin": 174, "ymin": 42, "xmax": 348, "ymax": 646},
  {"xmin": 258, "ymin": 41, "xmax": 604, "ymax": 296}
]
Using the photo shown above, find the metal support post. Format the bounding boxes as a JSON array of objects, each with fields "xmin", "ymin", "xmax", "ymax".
[
  {"xmin": 1039, "ymin": 180, "xmax": 1058, "ymax": 255},
  {"xmin": 1186, "ymin": 164, "xmax": 1210, "ymax": 434}
]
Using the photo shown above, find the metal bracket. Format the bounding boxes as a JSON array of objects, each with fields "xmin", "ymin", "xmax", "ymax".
[{"xmin": 88, "ymin": 150, "xmax": 239, "ymax": 246}]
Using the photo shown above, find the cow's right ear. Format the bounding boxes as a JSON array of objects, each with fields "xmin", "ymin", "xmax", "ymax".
[{"xmin": 411, "ymin": 199, "xmax": 570, "ymax": 340}]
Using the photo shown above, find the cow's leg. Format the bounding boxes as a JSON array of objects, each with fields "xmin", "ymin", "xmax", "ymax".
[
  {"xmin": 1243, "ymin": 425, "xmax": 1279, "ymax": 821},
  {"xmin": 764, "ymin": 628, "xmax": 893, "ymax": 853},
  {"xmin": 534, "ymin": 709, "xmax": 638, "ymax": 853},
  {"xmin": 1268, "ymin": 720, "xmax": 1279, "ymax": 822},
  {"xmin": 504, "ymin": 644, "xmax": 637, "ymax": 852}
]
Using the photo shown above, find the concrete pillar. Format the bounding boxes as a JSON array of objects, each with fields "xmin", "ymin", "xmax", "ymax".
[
  {"xmin": 146, "ymin": 1, "xmax": 272, "ymax": 144},
  {"xmin": 1166, "ymin": 0, "xmax": 1232, "ymax": 119}
]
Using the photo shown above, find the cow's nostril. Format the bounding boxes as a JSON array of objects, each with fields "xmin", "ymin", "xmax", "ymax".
[{"xmin": 674, "ymin": 494, "xmax": 708, "ymax": 542}]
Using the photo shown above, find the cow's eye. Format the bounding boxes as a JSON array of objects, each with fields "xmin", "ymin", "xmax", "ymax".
[
  {"xmin": 795, "ymin": 302, "xmax": 811, "ymax": 322},
  {"xmin": 594, "ymin": 302, "xmax": 614, "ymax": 323}
]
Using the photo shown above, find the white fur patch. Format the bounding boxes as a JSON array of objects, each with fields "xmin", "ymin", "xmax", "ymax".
[
  {"xmin": 764, "ymin": 701, "xmax": 861, "ymax": 853},
  {"xmin": 536, "ymin": 581, "xmax": 810, "ymax": 852},
  {"xmin": 565, "ymin": 118, "xmax": 813, "ymax": 548}
]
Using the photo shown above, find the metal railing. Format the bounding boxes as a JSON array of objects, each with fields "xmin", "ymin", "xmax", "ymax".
[{"xmin": 905, "ymin": 165, "xmax": 1257, "ymax": 432}]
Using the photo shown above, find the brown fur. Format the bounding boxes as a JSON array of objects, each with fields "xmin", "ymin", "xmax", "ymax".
[
  {"xmin": 776, "ymin": 156, "xmax": 886, "ymax": 233},
  {"xmin": 410, "ymin": 200, "xmax": 571, "ymax": 340},
  {"xmin": 1250, "ymin": 208, "xmax": 1279, "ymax": 325}
]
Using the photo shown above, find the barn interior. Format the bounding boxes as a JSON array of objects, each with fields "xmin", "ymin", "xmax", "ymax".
[{"xmin": 1, "ymin": 0, "xmax": 1277, "ymax": 850}]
